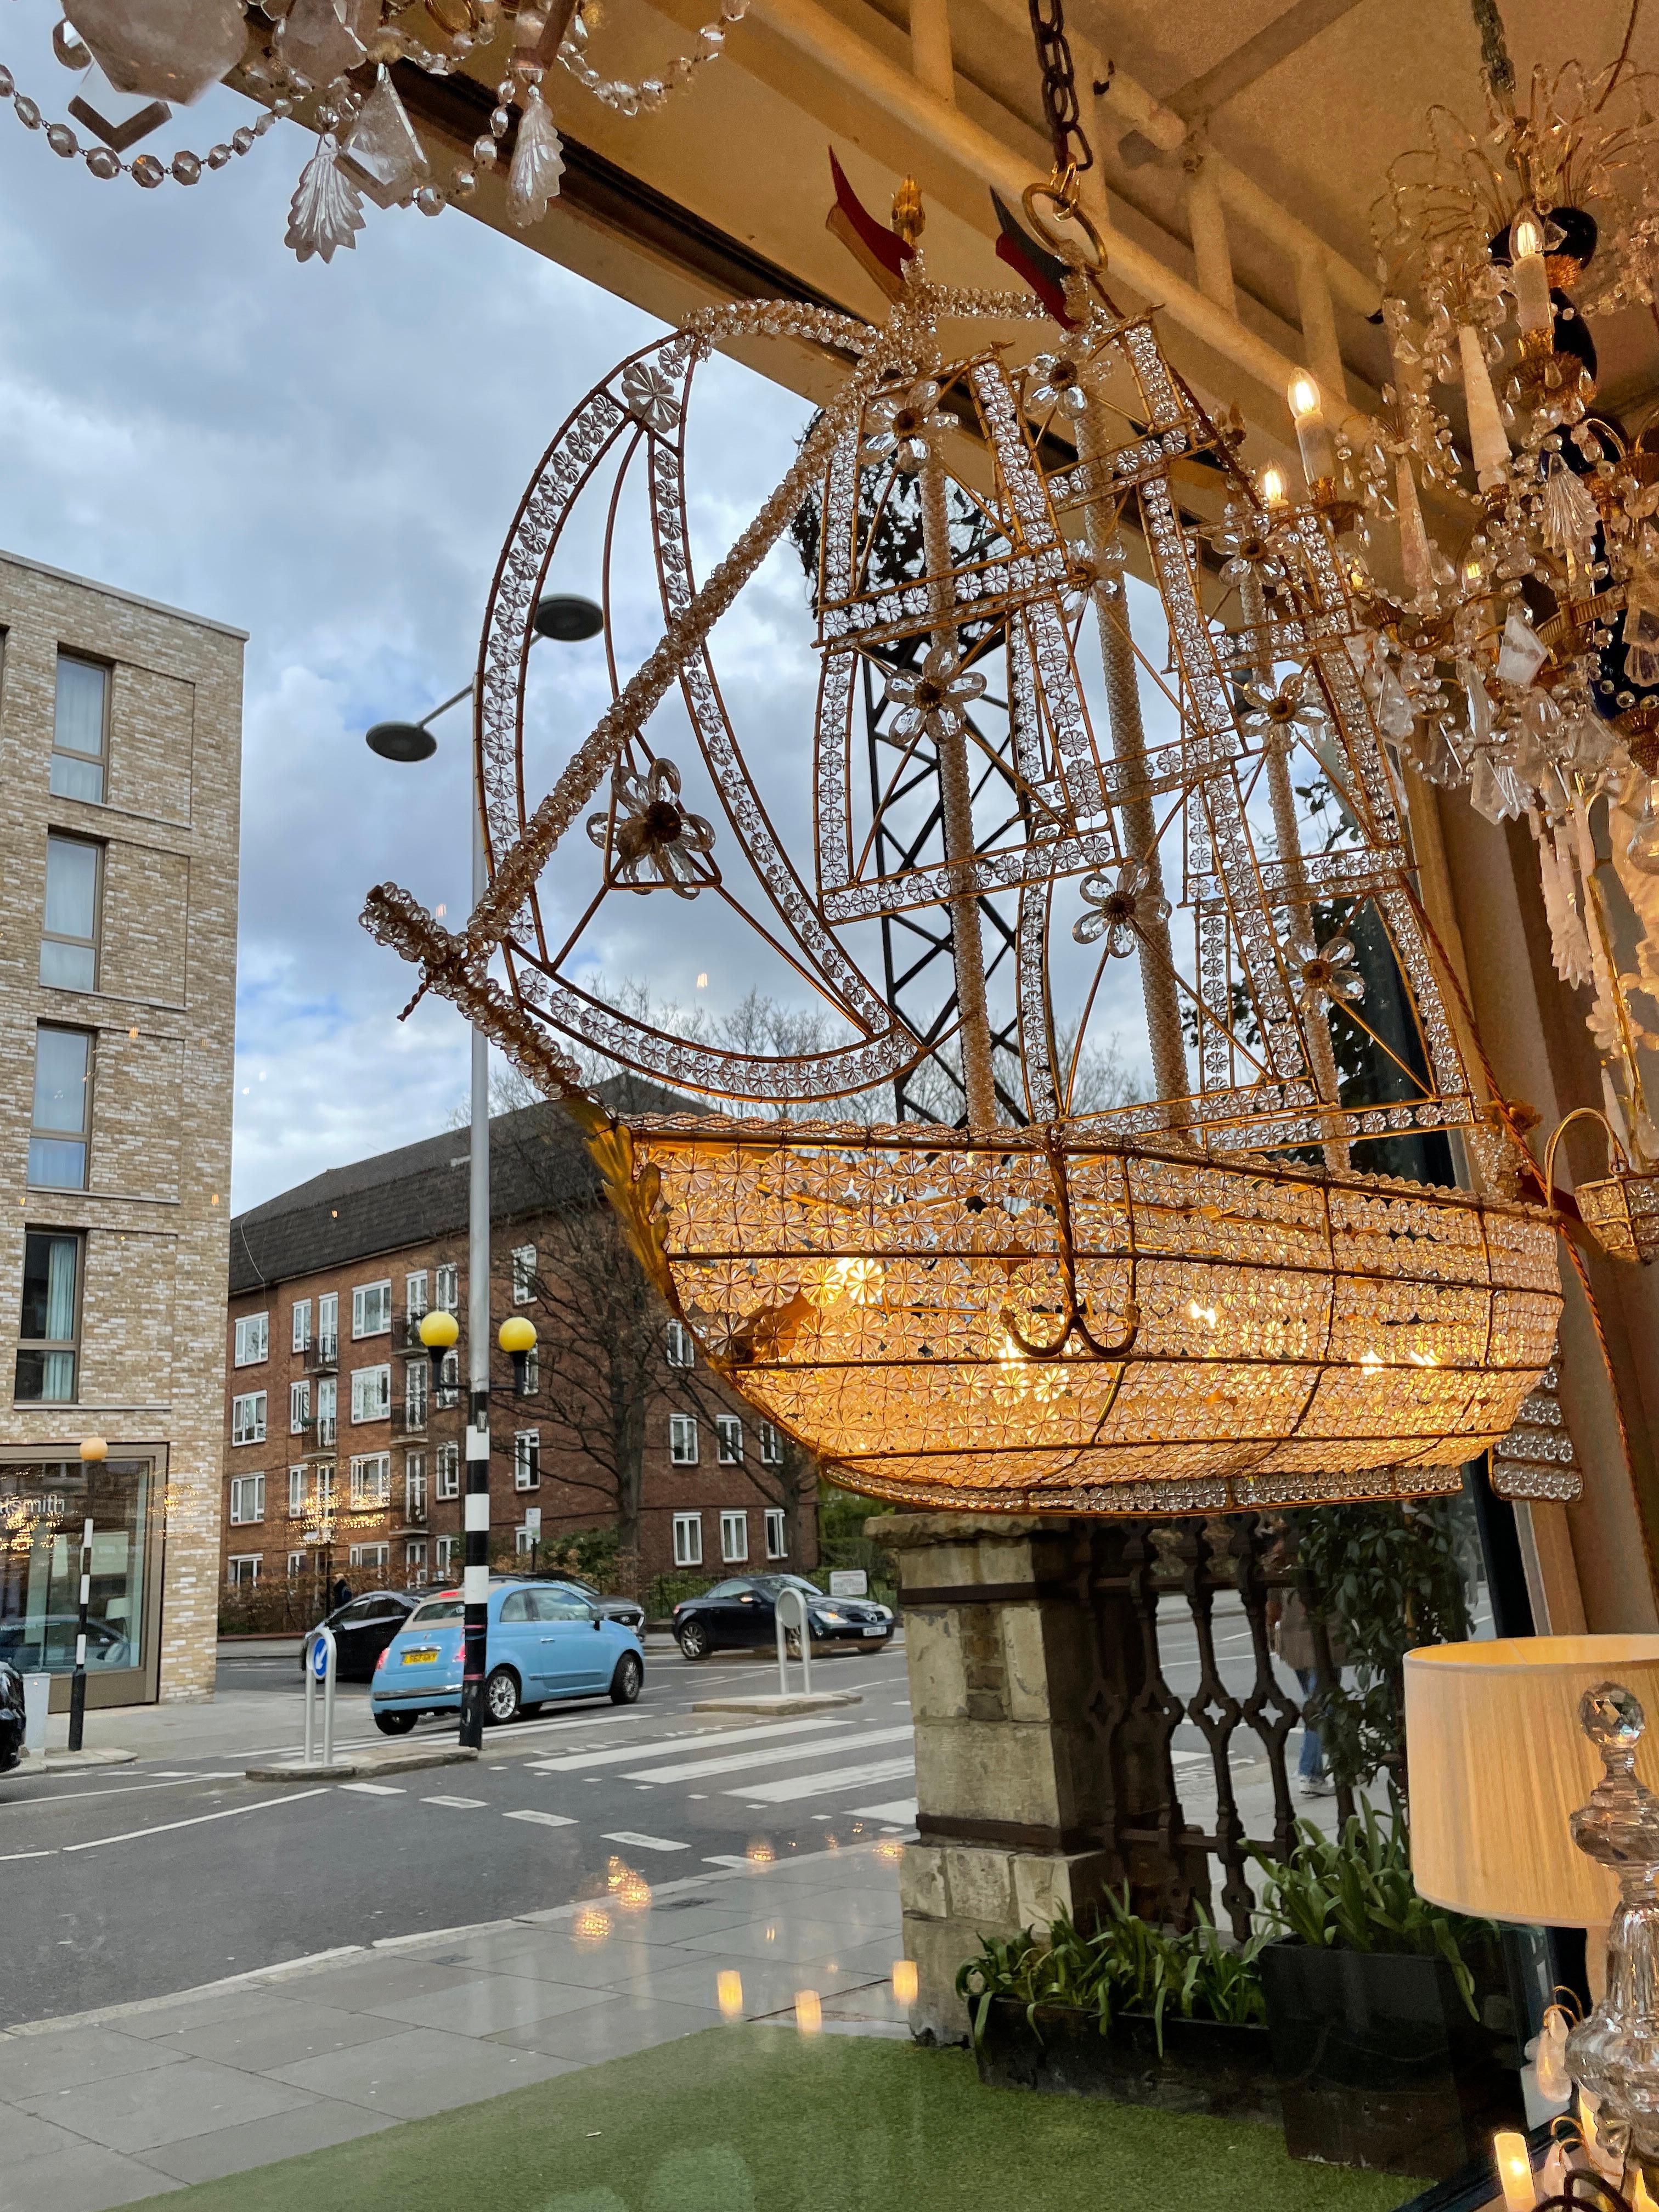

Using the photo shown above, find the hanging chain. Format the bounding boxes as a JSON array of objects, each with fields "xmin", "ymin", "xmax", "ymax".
[{"xmin": 1026, "ymin": 0, "xmax": 1093, "ymax": 193}]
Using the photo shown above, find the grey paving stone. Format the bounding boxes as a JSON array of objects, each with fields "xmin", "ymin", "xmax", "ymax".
[
  {"xmin": 266, "ymin": 2026, "xmax": 574, "ymax": 2120},
  {"xmin": 438, "ymin": 1927, "xmax": 658, "ymax": 1987},
  {"xmin": 678, "ymin": 1916, "xmax": 893, "ymax": 1965},
  {"xmin": 487, "ymin": 1997, "xmax": 724, "ymax": 2066},
  {"xmin": 607, "ymin": 1952, "xmax": 879, "ymax": 2017},
  {"xmin": 133, "ymin": 2097, "xmax": 396, "ymax": 2186},
  {"xmin": 12, "ymin": 2058, "xmax": 314, "ymax": 2155},
  {"xmin": 110, "ymin": 1986, "xmax": 294, "ymax": 2044},
  {"xmin": 275, "ymin": 1955, "xmax": 482, "ymax": 2017},
  {"xmin": 0, "ymin": 2030, "xmax": 185, "ymax": 2102},
  {"xmin": 159, "ymin": 2000, "xmax": 411, "ymax": 2074},
  {"xmin": 365, "ymin": 1973, "xmax": 619, "ymax": 2037},
  {"xmin": 0, "ymin": 2103, "xmax": 88, "ymax": 2163},
  {"xmin": 0, "ymin": 2140, "xmax": 182, "ymax": 2212}
]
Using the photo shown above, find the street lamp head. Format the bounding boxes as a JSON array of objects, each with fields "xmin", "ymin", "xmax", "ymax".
[
  {"xmin": 365, "ymin": 720, "xmax": 438, "ymax": 764},
  {"xmin": 80, "ymin": 1436, "xmax": 108, "ymax": 1463},
  {"xmin": 498, "ymin": 1316, "xmax": 538, "ymax": 1354},
  {"xmin": 531, "ymin": 594, "xmax": 604, "ymax": 643},
  {"xmin": 419, "ymin": 1310, "xmax": 460, "ymax": 1350}
]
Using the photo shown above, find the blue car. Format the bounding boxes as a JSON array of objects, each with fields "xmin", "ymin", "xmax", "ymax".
[{"xmin": 370, "ymin": 1578, "xmax": 645, "ymax": 1734}]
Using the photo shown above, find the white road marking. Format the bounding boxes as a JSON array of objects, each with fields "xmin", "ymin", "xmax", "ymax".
[
  {"xmin": 421, "ymin": 1795, "xmax": 487, "ymax": 1809},
  {"xmin": 847, "ymin": 1797, "xmax": 918, "ymax": 1822},
  {"xmin": 729, "ymin": 1756, "xmax": 915, "ymax": 1806},
  {"xmin": 61, "ymin": 1787, "xmax": 330, "ymax": 1853},
  {"xmin": 602, "ymin": 1831, "xmax": 690, "ymax": 1853},
  {"xmin": 1, "ymin": 1771, "xmax": 244, "ymax": 1811},
  {"xmin": 338, "ymin": 1782, "xmax": 406, "ymax": 1796},
  {"xmin": 622, "ymin": 1724, "xmax": 913, "ymax": 1787},
  {"xmin": 0, "ymin": 1850, "xmax": 55, "ymax": 1863},
  {"xmin": 526, "ymin": 1715, "xmax": 861, "ymax": 1776},
  {"xmin": 503, "ymin": 1809, "xmax": 578, "ymax": 1828}
]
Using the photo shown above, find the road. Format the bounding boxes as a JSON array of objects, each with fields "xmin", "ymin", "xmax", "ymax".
[{"xmin": 2, "ymin": 1600, "xmax": 1344, "ymax": 2031}]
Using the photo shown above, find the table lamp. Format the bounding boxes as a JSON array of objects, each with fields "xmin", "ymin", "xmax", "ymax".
[{"xmin": 1404, "ymin": 1637, "xmax": 1659, "ymax": 2179}]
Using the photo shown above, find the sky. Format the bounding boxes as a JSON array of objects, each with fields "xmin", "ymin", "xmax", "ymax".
[{"xmin": 0, "ymin": 29, "xmax": 1178, "ymax": 1212}]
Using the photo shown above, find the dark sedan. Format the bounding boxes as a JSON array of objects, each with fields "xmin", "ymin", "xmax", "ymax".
[
  {"xmin": 673, "ymin": 1574, "xmax": 893, "ymax": 1660},
  {"xmin": 0, "ymin": 1661, "xmax": 22, "ymax": 1772},
  {"xmin": 297, "ymin": 1590, "xmax": 422, "ymax": 1681},
  {"xmin": 552, "ymin": 1575, "xmax": 646, "ymax": 1634}
]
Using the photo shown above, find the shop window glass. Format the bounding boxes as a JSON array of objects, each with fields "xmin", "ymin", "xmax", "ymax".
[{"xmin": 0, "ymin": 1454, "xmax": 150, "ymax": 1678}]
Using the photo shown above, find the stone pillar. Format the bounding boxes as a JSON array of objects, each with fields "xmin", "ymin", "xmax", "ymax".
[{"xmin": 871, "ymin": 1510, "xmax": 1211, "ymax": 2043}]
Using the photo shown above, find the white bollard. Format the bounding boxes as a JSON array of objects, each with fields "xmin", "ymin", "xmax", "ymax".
[
  {"xmin": 774, "ymin": 1588, "xmax": 814, "ymax": 1698},
  {"xmin": 22, "ymin": 1671, "xmax": 50, "ymax": 1757},
  {"xmin": 303, "ymin": 1627, "xmax": 337, "ymax": 1767}
]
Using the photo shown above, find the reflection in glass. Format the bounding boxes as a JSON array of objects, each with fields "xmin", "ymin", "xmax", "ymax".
[
  {"xmin": 49, "ymin": 656, "xmax": 108, "ymax": 803},
  {"xmin": 0, "ymin": 1457, "xmax": 149, "ymax": 1675},
  {"xmin": 40, "ymin": 836, "xmax": 99, "ymax": 990}
]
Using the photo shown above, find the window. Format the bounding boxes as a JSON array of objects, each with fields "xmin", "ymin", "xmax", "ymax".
[
  {"xmin": 765, "ymin": 1507, "xmax": 786, "ymax": 1559},
  {"xmin": 666, "ymin": 1319, "xmax": 694, "ymax": 1369},
  {"xmin": 352, "ymin": 1280, "xmax": 391, "ymax": 1339},
  {"xmin": 514, "ymin": 1525, "xmax": 538, "ymax": 1557},
  {"xmin": 435, "ymin": 1263, "xmax": 458, "ymax": 1313},
  {"xmin": 673, "ymin": 1512, "xmax": 703, "ymax": 1566},
  {"xmin": 759, "ymin": 1421, "xmax": 783, "ymax": 1467},
  {"xmin": 287, "ymin": 1466, "xmax": 308, "ymax": 1515},
  {"xmin": 514, "ymin": 1430, "xmax": 540, "ymax": 1490},
  {"xmin": 716, "ymin": 1414, "xmax": 743, "ymax": 1465},
  {"xmin": 231, "ymin": 1392, "xmax": 267, "ymax": 1447},
  {"xmin": 436, "ymin": 1534, "xmax": 458, "ymax": 1572},
  {"xmin": 317, "ymin": 1292, "xmax": 338, "ymax": 1361},
  {"xmin": 50, "ymin": 654, "xmax": 108, "ymax": 804},
  {"xmin": 315, "ymin": 1375, "xmax": 336, "ymax": 1446},
  {"xmin": 511, "ymin": 1244, "xmax": 537, "ymax": 1304},
  {"xmin": 315, "ymin": 1463, "xmax": 336, "ymax": 1512},
  {"xmin": 289, "ymin": 1378, "xmax": 310, "ymax": 1434},
  {"xmin": 349, "ymin": 1541, "xmax": 390, "ymax": 1572},
  {"xmin": 720, "ymin": 1509, "xmax": 749, "ymax": 1564},
  {"xmin": 404, "ymin": 1358, "xmax": 428, "ymax": 1429},
  {"xmin": 405, "ymin": 1269, "xmax": 428, "ymax": 1319},
  {"xmin": 291, "ymin": 1298, "xmax": 312, "ymax": 1353},
  {"xmin": 14, "ymin": 1229, "xmax": 81, "ymax": 1402},
  {"xmin": 405, "ymin": 1539, "xmax": 428, "ymax": 1583},
  {"xmin": 227, "ymin": 1554, "xmax": 261, "ymax": 1587},
  {"xmin": 350, "ymin": 1364, "xmax": 390, "ymax": 1424},
  {"xmin": 405, "ymin": 1452, "xmax": 427, "ymax": 1518},
  {"xmin": 234, "ymin": 1312, "xmax": 269, "ymax": 1368},
  {"xmin": 229, "ymin": 1473, "xmax": 265, "ymax": 1526},
  {"xmin": 435, "ymin": 1347, "xmax": 459, "ymax": 1408},
  {"xmin": 521, "ymin": 1342, "xmax": 539, "ymax": 1395},
  {"xmin": 435, "ymin": 1442, "xmax": 460, "ymax": 1500},
  {"xmin": 350, "ymin": 1453, "xmax": 391, "ymax": 1507},
  {"xmin": 30, "ymin": 1025, "xmax": 91, "ymax": 1189},
  {"xmin": 40, "ymin": 834, "xmax": 100, "ymax": 990},
  {"xmin": 669, "ymin": 1413, "xmax": 699, "ymax": 1465},
  {"xmin": 287, "ymin": 1551, "xmax": 304, "ymax": 1579}
]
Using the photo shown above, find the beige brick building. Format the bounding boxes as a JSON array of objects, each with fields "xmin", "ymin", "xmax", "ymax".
[{"xmin": 0, "ymin": 550, "xmax": 242, "ymax": 1707}]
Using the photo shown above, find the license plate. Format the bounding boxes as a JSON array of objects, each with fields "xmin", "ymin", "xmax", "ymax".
[
  {"xmin": 862, "ymin": 1625, "xmax": 885, "ymax": 1638},
  {"xmin": 402, "ymin": 1646, "xmax": 440, "ymax": 1665}
]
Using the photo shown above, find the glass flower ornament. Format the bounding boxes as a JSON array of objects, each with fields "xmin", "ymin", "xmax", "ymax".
[
  {"xmin": 1073, "ymin": 860, "xmax": 1171, "ymax": 954},
  {"xmin": 862, "ymin": 379, "xmax": 953, "ymax": 473},
  {"xmin": 587, "ymin": 757, "xmax": 715, "ymax": 896},
  {"xmin": 1289, "ymin": 932, "xmax": 1365, "ymax": 1015},
  {"xmin": 885, "ymin": 645, "xmax": 987, "ymax": 743}
]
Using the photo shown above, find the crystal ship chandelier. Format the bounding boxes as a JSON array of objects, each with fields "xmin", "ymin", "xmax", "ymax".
[{"xmin": 362, "ymin": 154, "xmax": 1568, "ymax": 1519}]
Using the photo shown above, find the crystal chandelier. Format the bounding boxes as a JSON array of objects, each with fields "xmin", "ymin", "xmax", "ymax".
[
  {"xmin": 2, "ymin": 0, "xmax": 746, "ymax": 261},
  {"xmin": 360, "ymin": 142, "xmax": 1567, "ymax": 1518}
]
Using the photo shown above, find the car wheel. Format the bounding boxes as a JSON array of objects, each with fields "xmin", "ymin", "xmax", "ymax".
[
  {"xmin": 374, "ymin": 1711, "xmax": 418, "ymax": 1736},
  {"xmin": 610, "ymin": 1652, "xmax": 644, "ymax": 1705},
  {"xmin": 785, "ymin": 1628, "xmax": 805, "ymax": 1659},
  {"xmin": 676, "ymin": 1620, "xmax": 711, "ymax": 1662},
  {"xmin": 485, "ymin": 1666, "xmax": 522, "ymax": 1724}
]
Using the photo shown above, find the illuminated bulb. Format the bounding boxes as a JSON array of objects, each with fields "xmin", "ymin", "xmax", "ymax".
[
  {"xmin": 820, "ymin": 1255, "xmax": 885, "ymax": 1306},
  {"xmin": 794, "ymin": 1989, "xmax": 823, "ymax": 2034},
  {"xmin": 1286, "ymin": 369, "xmax": 1335, "ymax": 487},
  {"xmin": 1510, "ymin": 208, "xmax": 1553, "ymax": 336},
  {"xmin": 746, "ymin": 1838, "xmax": 775, "ymax": 1865},
  {"xmin": 1408, "ymin": 1350, "xmax": 1440, "ymax": 1368},
  {"xmin": 893, "ymin": 1960, "xmax": 919, "ymax": 2005},
  {"xmin": 1493, "ymin": 2130, "xmax": 1538, "ymax": 2212},
  {"xmin": 1260, "ymin": 463, "xmax": 1288, "ymax": 507},
  {"xmin": 1188, "ymin": 1301, "xmax": 1217, "ymax": 1328},
  {"xmin": 1359, "ymin": 1348, "xmax": 1384, "ymax": 1372},
  {"xmin": 573, "ymin": 1905, "xmax": 612, "ymax": 1945},
  {"xmin": 717, "ymin": 1968, "xmax": 744, "ymax": 2019}
]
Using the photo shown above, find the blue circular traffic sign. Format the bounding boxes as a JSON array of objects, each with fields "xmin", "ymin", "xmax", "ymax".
[{"xmin": 311, "ymin": 1635, "xmax": 331, "ymax": 1680}]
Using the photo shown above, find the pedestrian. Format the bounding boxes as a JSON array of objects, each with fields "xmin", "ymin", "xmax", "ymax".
[
  {"xmin": 1269, "ymin": 1582, "xmax": 1337, "ymax": 1799},
  {"xmin": 331, "ymin": 1575, "xmax": 352, "ymax": 1613}
]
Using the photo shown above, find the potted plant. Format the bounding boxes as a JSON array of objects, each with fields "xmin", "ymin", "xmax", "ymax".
[
  {"xmin": 1254, "ymin": 1805, "xmax": 1525, "ymax": 2177},
  {"xmin": 956, "ymin": 1891, "xmax": 1278, "ymax": 2124}
]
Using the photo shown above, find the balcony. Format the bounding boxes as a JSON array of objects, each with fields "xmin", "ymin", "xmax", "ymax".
[
  {"xmin": 303, "ymin": 1336, "xmax": 339, "ymax": 1377},
  {"xmin": 391, "ymin": 1403, "xmax": 428, "ymax": 1441}
]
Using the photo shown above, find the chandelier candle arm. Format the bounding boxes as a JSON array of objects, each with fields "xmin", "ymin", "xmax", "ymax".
[
  {"xmin": 1456, "ymin": 323, "xmax": 1511, "ymax": 492},
  {"xmin": 919, "ymin": 435, "xmax": 1001, "ymax": 1131},
  {"xmin": 464, "ymin": 320, "xmax": 901, "ymax": 955},
  {"xmin": 1080, "ymin": 381, "xmax": 1189, "ymax": 1113}
]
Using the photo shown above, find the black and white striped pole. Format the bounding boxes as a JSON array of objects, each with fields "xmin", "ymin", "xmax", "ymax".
[{"xmin": 70, "ymin": 1436, "xmax": 105, "ymax": 1752}]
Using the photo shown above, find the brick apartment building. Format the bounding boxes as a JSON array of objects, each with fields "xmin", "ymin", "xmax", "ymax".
[
  {"xmin": 2, "ymin": 550, "xmax": 242, "ymax": 1707},
  {"xmin": 222, "ymin": 1091, "xmax": 819, "ymax": 1598}
]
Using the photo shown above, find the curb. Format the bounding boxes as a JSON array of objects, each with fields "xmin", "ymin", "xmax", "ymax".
[
  {"xmin": 14, "ymin": 1747, "xmax": 137, "ymax": 1773},
  {"xmin": 690, "ymin": 1691, "xmax": 863, "ymax": 1716},
  {"xmin": 244, "ymin": 1745, "xmax": 480, "ymax": 1782}
]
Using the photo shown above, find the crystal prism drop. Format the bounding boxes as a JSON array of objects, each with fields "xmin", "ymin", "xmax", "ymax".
[
  {"xmin": 1374, "ymin": 662, "xmax": 1415, "ymax": 740},
  {"xmin": 1470, "ymin": 745, "xmax": 1525, "ymax": 823},
  {"xmin": 506, "ymin": 82, "xmax": 564, "ymax": 228},
  {"xmin": 285, "ymin": 133, "xmax": 366, "ymax": 263},
  {"xmin": 340, "ymin": 65, "xmax": 429, "ymax": 210},
  {"xmin": 280, "ymin": 0, "xmax": 378, "ymax": 93},
  {"xmin": 1496, "ymin": 607, "xmax": 1549, "ymax": 689},
  {"xmin": 63, "ymin": 0, "xmax": 244, "ymax": 101}
]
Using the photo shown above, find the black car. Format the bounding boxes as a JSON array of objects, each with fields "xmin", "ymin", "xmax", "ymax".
[
  {"xmin": 0, "ymin": 1616, "xmax": 133, "ymax": 1671},
  {"xmin": 0, "ymin": 1660, "xmax": 23, "ymax": 1773},
  {"xmin": 673, "ymin": 1574, "xmax": 893, "ymax": 1660},
  {"xmin": 298, "ymin": 1590, "xmax": 422, "ymax": 1681},
  {"xmin": 550, "ymin": 1575, "xmax": 646, "ymax": 1635}
]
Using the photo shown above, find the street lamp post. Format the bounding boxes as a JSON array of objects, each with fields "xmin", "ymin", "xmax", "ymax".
[
  {"xmin": 366, "ymin": 594, "xmax": 601, "ymax": 1750},
  {"xmin": 69, "ymin": 1435, "xmax": 106, "ymax": 1752}
]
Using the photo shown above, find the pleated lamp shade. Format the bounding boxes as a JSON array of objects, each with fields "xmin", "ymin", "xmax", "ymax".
[{"xmin": 1404, "ymin": 1636, "xmax": 1659, "ymax": 1928}]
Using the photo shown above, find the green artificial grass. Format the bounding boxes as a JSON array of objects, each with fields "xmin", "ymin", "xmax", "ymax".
[{"xmin": 144, "ymin": 2027, "xmax": 1426, "ymax": 2212}]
